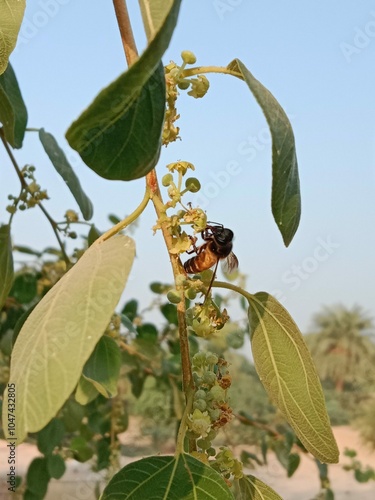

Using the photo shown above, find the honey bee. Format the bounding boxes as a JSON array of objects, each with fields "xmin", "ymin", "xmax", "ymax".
[{"xmin": 184, "ymin": 223, "xmax": 239, "ymax": 276}]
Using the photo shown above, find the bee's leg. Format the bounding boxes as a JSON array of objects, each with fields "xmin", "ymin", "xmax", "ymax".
[{"xmin": 186, "ymin": 235, "xmax": 198, "ymax": 255}]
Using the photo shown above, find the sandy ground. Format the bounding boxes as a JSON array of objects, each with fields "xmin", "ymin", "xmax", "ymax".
[{"xmin": 1, "ymin": 425, "xmax": 375, "ymax": 499}]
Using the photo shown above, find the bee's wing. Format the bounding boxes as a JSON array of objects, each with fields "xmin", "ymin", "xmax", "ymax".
[{"xmin": 221, "ymin": 252, "xmax": 239, "ymax": 275}]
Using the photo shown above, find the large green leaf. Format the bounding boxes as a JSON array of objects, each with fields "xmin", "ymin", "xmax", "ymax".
[
  {"xmin": 0, "ymin": 63, "xmax": 27, "ymax": 147},
  {"xmin": 248, "ymin": 292, "xmax": 339, "ymax": 464},
  {"xmin": 65, "ymin": 0, "xmax": 182, "ymax": 181},
  {"xmin": 2, "ymin": 235, "xmax": 135, "ymax": 443},
  {"xmin": 139, "ymin": 0, "xmax": 174, "ymax": 40},
  {"xmin": 0, "ymin": 224, "xmax": 14, "ymax": 309},
  {"xmin": 235, "ymin": 475, "xmax": 283, "ymax": 500},
  {"xmin": 82, "ymin": 335, "xmax": 121, "ymax": 398},
  {"xmin": 227, "ymin": 59, "xmax": 301, "ymax": 247},
  {"xmin": 100, "ymin": 454, "xmax": 234, "ymax": 499},
  {"xmin": 39, "ymin": 129, "xmax": 93, "ymax": 220},
  {"xmin": 0, "ymin": 0, "xmax": 26, "ymax": 75}
]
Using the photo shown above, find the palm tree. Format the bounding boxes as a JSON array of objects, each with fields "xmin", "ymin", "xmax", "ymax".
[{"xmin": 305, "ymin": 305, "xmax": 375, "ymax": 392}]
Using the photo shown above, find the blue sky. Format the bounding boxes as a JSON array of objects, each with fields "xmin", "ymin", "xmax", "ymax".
[{"xmin": 2, "ymin": 0, "xmax": 375, "ymax": 332}]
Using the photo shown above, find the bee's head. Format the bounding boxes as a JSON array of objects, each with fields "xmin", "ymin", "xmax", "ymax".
[{"xmin": 213, "ymin": 227, "xmax": 234, "ymax": 244}]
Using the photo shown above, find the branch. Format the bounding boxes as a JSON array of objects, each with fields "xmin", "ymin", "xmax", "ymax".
[{"xmin": 0, "ymin": 128, "xmax": 71, "ymax": 266}]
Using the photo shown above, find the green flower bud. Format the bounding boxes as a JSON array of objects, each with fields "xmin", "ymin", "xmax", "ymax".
[
  {"xmin": 209, "ymin": 385, "xmax": 225, "ymax": 402},
  {"xmin": 192, "ymin": 351, "xmax": 206, "ymax": 368},
  {"xmin": 185, "ymin": 177, "xmax": 201, "ymax": 193},
  {"xmin": 207, "ymin": 447, "xmax": 216, "ymax": 457},
  {"xmin": 206, "ymin": 353, "xmax": 218, "ymax": 365},
  {"xmin": 209, "ymin": 409, "xmax": 221, "ymax": 421},
  {"xmin": 193, "ymin": 399, "xmax": 207, "ymax": 411},
  {"xmin": 162, "ymin": 173, "xmax": 174, "ymax": 186},
  {"xmin": 181, "ymin": 50, "xmax": 197, "ymax": 65},
  {"xmin": 194, "ymin": 390, "xmax": 207, "ymax": 400},
  {"xmin": 167, "ymin": 289, "xmax": 181, "ymax": 304},
  {"xmin": 178, "ymin": 80, "xmax": 191, "ymax": 90},
  {"xmin": 185, "ymin": 288, "xmax": 197, "ymax": 300},
  {"xmin": 150, "ymin": 282, "xmax": 164, "ymax": 294},
  {"xmin": 197, "ymin": 438, "xmax": 211, "ymax": 450},
  {"xmin": 69, "ymin": 231, "xmax": 77, "ymax": 239},
  {"xmin": 202, "ymin": 371, "xmax": 216, "ymax": 386}
]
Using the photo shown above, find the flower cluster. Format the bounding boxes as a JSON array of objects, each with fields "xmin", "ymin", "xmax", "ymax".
[
  {"xmin": 6, "ymin": 165, "xmax": 49, "ymax": 214},
  {"xmin": 153, "ymin": 161, "xmax": 206, "ymax": 258},
  {"xmin": 187, "ymin": 351, "xmax": 242, "ymax": 483},
  {"xmin": 186, "ymin": 295, "xmax": 229, "ymax": 338},
  {"xmin": 163, "ymin": 51, "xmax": 210, "ymax": 146}
]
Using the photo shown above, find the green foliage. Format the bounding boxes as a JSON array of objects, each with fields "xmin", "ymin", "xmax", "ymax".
[
  {"xmin": 227, "ymin": 59, "xmax": 301, "ymax": 247},
  {"xmin": 0, "ymin": 2, "xmax": 345, "ymax": 499},
  {"xmin": 66, "ymin": 1, "xmax": 182, "ymax": 180},
  {"xmin": 0, "ymin": 63, "xmax": 27, "ymax": 146},
  {"xmin": 248, "ymin": 292, "xmax": 339, "ymax": 463},
  {"xmin": 0, "ymin": 225, "xmax": 14, "ymax": 309},
  {"xmin": 38, "ymin": 129, "xmax": 93, "ymax": 220},
  {"xmin": 235, "ymin": 475, "xmax": 283, "ymax": 499},
  {"xmin": 3, "ymin": 236, "xmax": 135, "ymax": 442},
  {"xmin": 101, "ymin": 454, "xmax": 234, "ymax": 499},
  {"xmin": 0, "ymin": 1, "xmax": 25, "ymax": 74}
]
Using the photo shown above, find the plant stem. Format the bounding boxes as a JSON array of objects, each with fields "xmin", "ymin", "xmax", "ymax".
[
  {"xmin": 182, "ymin": 66, "xmax": 242, "ymax": 80},
  {"xmin": 112, "ymin": 0, "xmax": 194, "ymax": 440},
  {"xmin": 112, "ymin": 0, "xmax": 139, "ymax": 62},
  {"xmin": 97, "ymin": 186, "xmax": 150, "ymax": 243},
  {"xmin": 0, "ymin": 129, "xmax": 71, "ymax": 266},
  {"xmin": 175, "ymin": 388, "xmax": 194, "ymax": 456},
  {"xmin": 213, "ymin": 280, "xmax": 253, "ymax": 301}
]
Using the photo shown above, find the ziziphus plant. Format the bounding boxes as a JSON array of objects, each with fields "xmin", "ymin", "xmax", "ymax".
[{"xmin": 0, "ymin": 1, "xmax": 339, "ymax": 498}]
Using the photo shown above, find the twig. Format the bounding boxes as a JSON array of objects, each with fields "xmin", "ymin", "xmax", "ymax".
[{"xmin": 0, "ymin": 129, "xmax": 71, "ymax": 266}]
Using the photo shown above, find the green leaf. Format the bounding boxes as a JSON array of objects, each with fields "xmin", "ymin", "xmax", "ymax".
[
  {"xmin": 66, "ymin": 0, "xmax": 182, "ymax": 181},
  {"xmin": 161, "ymin": 302, "xmax": 178, "ymax": 325},
  {"xmin": 121, "ymin": 313, "xmax": 138, "ymax": 334},
  {"xmin": 0, "ymin": 1, "xmax": 26, "ymax": 75},
  {"xmin": 137, "ymin": 323, "xmax": 158, "ymax": 342},
  {"xmin": 287, "ymin": 453, "xmax": 300, "ymax": 477},
  {"xmin": 66, "ymin": 63, "xmax": 165, "ymax": 181},
  {"xmin": 39, "ymin": 128, "xmax": 93, "ymax": 220},
  {"xmin": 96, "ymin": 437, "xmax": 111, "ymax": 471},
  {"xmin": 70, "ymin": 436, "xmax": 94, "ymax": 463},
  {"xmin": 0, "ymin": 63, "xmax": 27, "ymax": 147},
  {"xmin": 88, "ymin": 225, "xmax": 101, "ymax": 246},
  {"xmin": 75, "ymin": 375, "xmax": 100, "ymax": 405},
  {"xmin": 82, "ymin": 335, "xmax": 121, "ymax": 398},
  {"xmin": 139, "ymin": 0, "xmax": 175, "ymax": 41},
  {"xmin": 26, "ymin": 457, "xmax": 50, "ymax": 497},
  {"xmin": 100, "ymin": 454, "xmax": 234, "ymax": 499},
  {"xmin": 46, "ymin": 454, "xmax": 66, "ymax": 479},
  {"xmin": 37, "ymin": 418, "xmax": 65, "ymax": 455},
  {"xmin": 0, "ymin": 224, "xmax": 14, "ymax": 309},
  {"xmin": 10, "ymin": 272, "xmax": 37, "ymax": 303},
  {"xmin": 2, "ymin": 235, "xmax": 135, "ymax": 443},
  {"xmin": 235, "ymin": 475, "xmax": 283, "ymax": 500},
  {"xmin": 60, "ymin": 399, "xmax": 85, "ymax": 432},
  {"xmin": 227, "ymin": 59, "xmax": 301, "ymax": 247},
  {"xmin": 122, "ymin": 299, "xmax": 138, "ymax": 321},
  {"xmin": 248, "ymin": 292, "xmax": 339, "ymax": 463}
]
